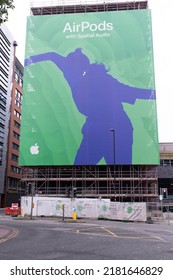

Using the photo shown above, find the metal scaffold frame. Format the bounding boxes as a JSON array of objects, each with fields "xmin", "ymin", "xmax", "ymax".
[
  {"xmin": 30, "ymin": 1, "xmax": 148, "ymax": 15},
  {"xmin": 21, "ymin": 165, "xmax": 158, "ymax": 202}
]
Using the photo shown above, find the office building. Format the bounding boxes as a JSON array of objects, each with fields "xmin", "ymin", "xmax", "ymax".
[{"xmin": 0, "ymin": 24, "xmax": 23, "ymax": 207}]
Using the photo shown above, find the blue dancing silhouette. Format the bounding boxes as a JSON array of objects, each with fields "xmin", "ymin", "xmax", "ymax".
[{"xmin": 25, "ymin": 49, "xmax": 156, "ymax": 165}]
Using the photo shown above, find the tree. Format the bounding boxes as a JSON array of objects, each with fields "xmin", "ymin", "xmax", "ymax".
[{"xmin": 0, "ymin": 0, "xmax": 15, "ymax": 24}]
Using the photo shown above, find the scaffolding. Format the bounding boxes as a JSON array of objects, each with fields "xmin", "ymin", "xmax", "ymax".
[
  {"xmin": 22, "ymin": 0, "xmax": 158, "ymax": 202},
  {"xmin": 21, "ymin": 165, "xmax": 158, "ymax": 202},
  {"xmin": 30, "ymin": 1, "xmax": 148, "ymax": 15}
]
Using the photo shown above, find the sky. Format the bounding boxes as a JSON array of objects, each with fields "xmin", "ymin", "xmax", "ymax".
[{"xmin": 5, "ymin": 0, "xmax": 173, "ymax": 143}]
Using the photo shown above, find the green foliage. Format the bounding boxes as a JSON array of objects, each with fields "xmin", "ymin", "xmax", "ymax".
[{"xmin": 0, "ymin": 0, "xmax": 14, "ymax": 24}]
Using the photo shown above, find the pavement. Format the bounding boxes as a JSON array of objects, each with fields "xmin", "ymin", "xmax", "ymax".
[
  {"xmin": 0, "ymin": 227, "xmax": 11, "ymax": 240},
  {"xmin": 0, "ymin": 226, "xmax": 19, "ymax": 244},
  {"xmin": 0, "ymin": 208, "xmax": 18, "ymax": 242},
  {"xmin": 0, "ymin": 223, "xmax": 18, "ymax": 243},
  {"xmin": 0, "ymin": 207, "xmax": 86, "ymax": 242}
]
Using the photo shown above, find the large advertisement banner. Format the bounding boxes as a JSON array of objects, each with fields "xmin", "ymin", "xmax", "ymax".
[{"xmin": 19, "ymin": 9, "xmax": 159, "ymax": 166}]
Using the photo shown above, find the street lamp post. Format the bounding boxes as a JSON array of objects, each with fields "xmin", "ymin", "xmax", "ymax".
[{"xmin": 110, "ymin": 129, "xmax": 116, "ymax": 196}]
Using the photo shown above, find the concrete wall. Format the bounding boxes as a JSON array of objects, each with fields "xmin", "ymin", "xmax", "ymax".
[{"xmin": 21, "ymin": 196, "xmax": 147, "ymax": 222}]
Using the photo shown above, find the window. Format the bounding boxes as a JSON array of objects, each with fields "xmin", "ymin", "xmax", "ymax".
[
  {"xmin": 19, "ymin": 78, "xmax": 23, "ymax": 87},
  {"xmin": 0, "ymin": 130, "xmax": 4, "ymax": 141},
  {"xmin": 0, "ymin": 84, "xmax": 7, "ymax": 92},
  {"xmin": 0, "ymin": 142, "xmax": 3, "ymax": 165},
  {"xmin": 0, "ymin": 116, "xmax": 5, "ymax": 126},
  {"xmin": 0, "ymin": 29, "xmax": 11, "ymax": 47},
  {"xmin": 0, "ymin": 73, "xmax": 8, "ymax": 89},
  {"xmin": 15, "ymin": 99, "xmax": 21, "ymax": 108},
  {"xmin": 13, "ymin": 131, "xmax": 20, "ymax": 140},
  {"xmin": 0, "ymin": 92, "xmax": 6, "ymax": 106},
  {"xmin": 14, "ymin": 69, "xmax": 23, "ymax": 87},
  {"xmin": 160, "ymin": 159, "xmax": 173, "ymax": 166},
  {"xmin": 14, "ymin": 109, "xmax": 21, "ymax": 119},
  {"xmin": 12, "ymin": 142, "xmax": 19, "ymax": 150},
  {"xmin": 0, "ymin": 56, "xmax": 9, "ymax": 72},
  {"xmin": 11, "ymin": 165, "xmax": 21, "ymax": 174},
  {"xmin": 0, "ymin": 143, "xmax": 2, "ymax": 165},
  {"xmin": 14, "ymin": 120, "xmax": 20, "ymax": 129},
  {"xmin": 0, "ymin": 45, "xmax": 10, "ymax": 62},
  {"xmin": 0, "ymin": 107, "xmax": 5, "ymax": 116},
  {"xmin": 11, "ymin": 154, "xmax": 18, "ymax": 161},
  {"xmin": 0, "ymin": 65, "xmax": 8, "ymax": 78},
  {"xmin": 15, "ymin": 89, "xmax": 21, "ymax": 100},
  {"xmin": 15, "ymin": 72, "xmax": 18, "ymax": 83}
]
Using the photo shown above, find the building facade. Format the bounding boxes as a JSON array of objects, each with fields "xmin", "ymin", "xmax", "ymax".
[
  {"xmin": 158, "ymin": 143, "xmax": 173, "ymax": 200},
  {"xmin": 0, "ymin": 24, "xmax": 23, "ymax": 207},
  {"xmin": 4, "ymin": 57, "xmax": 23, "ymax": 206}
]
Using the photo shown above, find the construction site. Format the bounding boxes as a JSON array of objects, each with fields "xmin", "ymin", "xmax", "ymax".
[{"xmin": 19, "ymin": 0, "xmax": 159, "ymax": 205}]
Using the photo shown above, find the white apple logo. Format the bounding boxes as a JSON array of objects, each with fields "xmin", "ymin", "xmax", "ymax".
[{"xmin": 30, "ymin": 143, "xmax": 39, "ymax": 155}]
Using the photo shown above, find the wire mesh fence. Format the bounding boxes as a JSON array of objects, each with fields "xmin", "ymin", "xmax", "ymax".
[{"xmin": 146, "ymin": 201, "xmax": 173, "ymax": 224}]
